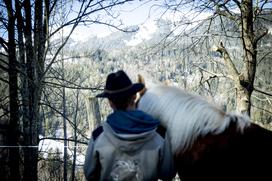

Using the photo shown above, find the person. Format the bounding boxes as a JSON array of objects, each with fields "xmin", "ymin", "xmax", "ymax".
[{"xmin": 84, "ymin": 70, "xmax": 175, "ymax": 181}]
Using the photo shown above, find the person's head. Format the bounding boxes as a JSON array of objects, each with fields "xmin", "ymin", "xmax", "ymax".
[{"xmin": 96, "ymin": 70, "xmax": 144, "ymax": 110}]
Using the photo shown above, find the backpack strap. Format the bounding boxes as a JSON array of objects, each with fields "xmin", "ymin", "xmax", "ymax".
[
  {"xmin": 92, "ymin": 126, "xmax": 103, "ymax": 141},
  {"xmin": 156, "ymin": 125, "xmax": 166, "ymax": 138}
]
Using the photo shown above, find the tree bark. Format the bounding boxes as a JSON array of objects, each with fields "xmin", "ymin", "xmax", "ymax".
[
  {"xmin": 23, "ymin": 0, "xmax": 39, "ymax": 180},
  {"xmin": 5, "ymin": 0, "xmax": 20, "ymax": 180},
  {"xmin": 62, "ymin": 61, "xmax": 68, "ymax": 181},
  {"xmin": 237, "ymin": 0, "xmax": 256, "ymax": 115},
  {"xmin": 215, "ymin": 0, "xmax": 257, "ymax": 115},
  {"xmin": 86, "ymin": 97, "xmax": 101, "ymax": 132},
  {"xmin": 71, "ymin": 90, "xmax": 80, "ymax": 181}
]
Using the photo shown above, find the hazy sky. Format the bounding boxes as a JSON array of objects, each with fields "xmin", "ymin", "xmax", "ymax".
[
  {"xmin": 68, "ymin": 0, "xmax": 163, "ymax": 42},
  {"xmin": 68, "ymin": 0, "xmax": 213, "ymax": 44}
]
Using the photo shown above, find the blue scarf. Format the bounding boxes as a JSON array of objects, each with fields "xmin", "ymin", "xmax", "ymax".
[{"xmin": 106, "ymin": 110, "xmax": 160, "ymax": 134}]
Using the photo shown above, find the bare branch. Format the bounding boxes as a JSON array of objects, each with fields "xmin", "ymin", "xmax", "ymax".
[
  {"xmin": 257, "ymin": 51, "xmax": 272, "ymax": 65},
  {"xmin": 39, "ymin": 101, "xmax": 89, "ymax": 141},
  {"xmin": 0, "ymin": 60, "xmax": 8, "ymax": 72},
  {"xmin": 80, "ymin": 19, "xmax": 139, "ymax": 33},
  {"xmin": 47, "ymin": 0, "xmax": 134, "ymax": 40},
  {"xmin": 254, "ymin": 87, "xmax": 272, "ymax": 97},
  {"xmin": 254, "ymin": 28, "xmax": 268, "ymax": 45},
  {"xmin": 216, "ymin": 2, "xmax": 239, "ymax": 22},
  {"xmin": 0, "ymin": 37, "xmax": 8, "ymax": 52},
  {"xmin": 44, "ymin": 80, "xmax": 102, "ymax": 91},
  {"xmin": 232, "ymin": 0, "xmax": 241, "ymax": 9},
  {"xmin": 44, "ymin": 0, "xmax": 134, "ymax": 78},
  {"xmin": 211, "ymin": 41, "xmax": 240, "ymax": 80},
  {"xmin": 193, "ymin": 63, "xmax": 230, "ymax": 79},
  {"xmin": 255, "ymin": 0, "xmax": 270, "ymax": 17},
  {"xmin": 0, "ymin": 76, "xmax": 8, "ymax": 84},
  {"xmin": 252, "ymin": 104, "xmax": 272, "ymax": 115},
  {"xmin": 39, "ymin": 137, "xmax": 88, "ymax": 145}
]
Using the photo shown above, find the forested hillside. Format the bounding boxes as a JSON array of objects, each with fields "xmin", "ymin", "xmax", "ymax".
[{"xmin": 63, "ymin": 15, "xmax": 272, "ymax": 123}]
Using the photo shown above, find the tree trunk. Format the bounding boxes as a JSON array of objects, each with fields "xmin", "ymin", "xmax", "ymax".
[
  {"xmin": 71, "ymin": 90, "xmax": 80, "ymax": 181},
  {"xmin": 237, "ymin": 0, "xmax": 256, "ymax": 115},
  {"xmin": 5, "ymin": 0, "xmax": 20, "ymax": 180},
  {"xmin": 23, "ymin": 0, "xmax": 39, "ymax": 180},
  {"xmin": 86, "ymin": 97, "xmax": 101, "ymax": 132},
  {"xmin": 216, "ymin": 0, "xmax": 256, "ymax": 116},
  {"xmin": 16, "ymin": 3, "xmax": 31, "ymax": 180},
  {"xmin": 62, "ymin": 62, "xmax": 68, "ymax": 181}
]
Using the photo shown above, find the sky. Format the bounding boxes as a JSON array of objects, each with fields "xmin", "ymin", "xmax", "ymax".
[
  {"xmin": 67, "ymin": 0, "xmax": 213, "ymax": 45},
  {"xmin": 63, "ymin": 0, "xmax": 272, "ymax": 45},
  {"xmin": 67, "ymin": 0, "xmax": 165, "ymax": 42}
]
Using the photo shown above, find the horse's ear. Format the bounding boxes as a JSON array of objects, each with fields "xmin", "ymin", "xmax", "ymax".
[
  {"xmin": 164, "ymin": 79, "xmax": 170, "ymax": 86},
  {"xmin": 137, "ymin": 74, "xmax": 147, "ymax": 96},
  {"xmin": 135, "ymin": 74, "xmax": 147, "ymax": 105},
  {"xmin": 138, "ymin": 74, "xmax": 145, "ymax": 85}
]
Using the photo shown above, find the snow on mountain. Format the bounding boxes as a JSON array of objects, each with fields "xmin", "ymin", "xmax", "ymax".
[{"xmin": 125, "ymin": 20, "xmax": 157, "ymax": 46}]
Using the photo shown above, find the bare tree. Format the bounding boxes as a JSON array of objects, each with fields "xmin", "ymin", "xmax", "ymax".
[
  {"xmin": 156, "ymin": 0, "xmax": 272, "ymax": 115},
  {"xmin": 0, "ymin": 0, "xmax": 136, "ymax": 180}
]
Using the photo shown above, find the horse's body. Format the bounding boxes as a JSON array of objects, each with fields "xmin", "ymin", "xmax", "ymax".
[{"xmin": 137, "ymin": 85, "xmax": 272, "ymax": 181}]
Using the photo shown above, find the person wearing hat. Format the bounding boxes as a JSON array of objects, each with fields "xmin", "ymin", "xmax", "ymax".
[{"xmin": 83, "ymin": 70, "xmax": 175, "ymax": 181}]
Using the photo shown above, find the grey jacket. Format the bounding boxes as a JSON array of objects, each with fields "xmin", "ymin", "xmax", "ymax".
[{"xmin": 84, "ymin": 123, "xmax": 175, "ymax": 181}]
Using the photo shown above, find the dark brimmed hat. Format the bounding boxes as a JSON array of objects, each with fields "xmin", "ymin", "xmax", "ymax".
[{"xmin": 96, "ymin": 70, "xmax": 144, "ymax": 99}]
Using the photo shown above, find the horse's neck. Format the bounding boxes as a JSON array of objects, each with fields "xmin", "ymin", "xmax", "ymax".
[
  {"xmin": 139, "ymin": 86, "xmax": 251, "ymax": 154},
  {"xmin": 140, "ymin": 86, "xmax": 225, "ymax": 152},
  {"xmin": 166, "ymin": 108, "xmax": 226, "ymax": 153}
]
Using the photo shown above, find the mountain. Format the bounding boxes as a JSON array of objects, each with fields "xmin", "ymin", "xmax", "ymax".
[{"xmin": 65, "ymin": 25, "xmax": 139, "ymax": 52}]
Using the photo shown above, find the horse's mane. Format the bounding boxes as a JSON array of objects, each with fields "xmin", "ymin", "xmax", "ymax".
[{"xmin": 138, "ymin": 85, "xmax": 251, "ymax": 153}]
